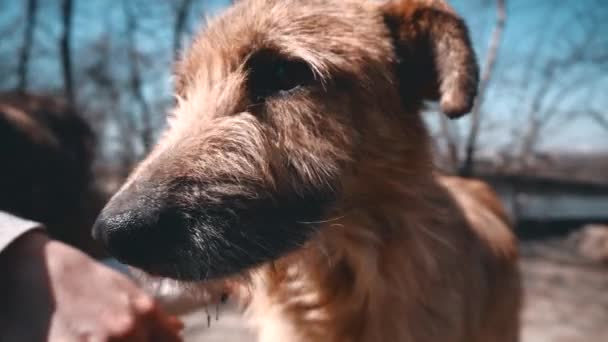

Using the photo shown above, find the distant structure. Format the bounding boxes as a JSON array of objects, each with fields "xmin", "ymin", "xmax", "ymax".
[{"xmin": 482, "ymin": 174, "xmax": 608, "ymax": 238}]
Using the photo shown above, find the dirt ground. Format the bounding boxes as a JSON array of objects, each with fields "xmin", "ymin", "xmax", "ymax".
[
  {"xmin": 519, "ymin": 234, "xmax": 608, "ymax": 342},
  {"xmin": 171, "ymin": 232, "xmax": 608, "ymax": 342}
]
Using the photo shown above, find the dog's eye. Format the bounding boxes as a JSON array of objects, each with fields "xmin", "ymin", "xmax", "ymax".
[
  {"xmin": 272, "ymin": 59, "xmax": 314, "ymax": 93},
  {"xmin": 247, "ymin": 53, "xmax": 315, "ymax": 102}
]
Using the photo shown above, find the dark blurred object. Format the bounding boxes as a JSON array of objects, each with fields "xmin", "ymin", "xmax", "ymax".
[{"xmin": 0, "ymin": 91, "xmax": 107, "ymax": 257}]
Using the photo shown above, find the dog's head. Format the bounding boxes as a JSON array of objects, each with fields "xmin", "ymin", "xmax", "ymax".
[{"xmin": 93, "ymin": 0, "xmax": 478, "ymax": 281}]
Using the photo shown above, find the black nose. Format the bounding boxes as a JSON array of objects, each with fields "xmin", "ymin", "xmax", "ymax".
[{"xmin": 92, "ymin": 185, "xmax": 186, "ymax": 267}]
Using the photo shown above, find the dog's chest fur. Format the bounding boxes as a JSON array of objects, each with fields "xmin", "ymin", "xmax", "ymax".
[{"xmin": 240, "ymin": 188, "xmax": 517, "ymax": 342}]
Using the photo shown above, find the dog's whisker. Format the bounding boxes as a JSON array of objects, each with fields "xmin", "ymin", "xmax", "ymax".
[{"xmin": 296, "ymin": 213, "xmax": 348, "ymax": 225}]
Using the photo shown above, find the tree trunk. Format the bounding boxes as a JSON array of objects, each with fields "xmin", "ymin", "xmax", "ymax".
[
  {"xmin": 173, "ymin": 0, "xmax": 193, "ymax": 60},
  {"xmin": 124, "ymin": 1, "xmax": 154, "ymax": 152},
  {"xmin": 60, "ymin": 0, "xmax": 75, "ymax": 106},
  {"xmin": 460, "ymin": 0, "xmax": 507, "ymax": 177},
  {"xmin": 16, "ymin": 0, "xmax": 38, "ymax": 93},
  {"xmin": 439, "ymin": 115, "xmax": 460, "ymax": 172}
]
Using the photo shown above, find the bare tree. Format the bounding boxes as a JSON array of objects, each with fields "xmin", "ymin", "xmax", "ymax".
[
  {"xmin": 438, "ymin": 115, "xmax": 461, "ymax": 172},
  {"xmin": 460, "ymin": 0, "xmax": 507, "ymax": 177},
  {"xmin": 510, "ymin": 2, "xmax": 607, "ymax": 171},
  {"xmin": 81, "ymin": 32, "xmax": 140, "ymax": 174},
  {"xmin": 173, "ymin": 0, "xmax": 193, "ymax": 60},
  {"xmin": 60, "ymin": 0, "xmax": 75, "ymax": 105},
  {"xmin": 16, "ymin": 0, "xmax": 38, "ymax": 93},
  {"xmin": 124, "ymin": 0, "xmax": 154, "ymax": 152},
  {"xmin": 589, "ymin": 110, "xmax": 608, "ymax": 133}
]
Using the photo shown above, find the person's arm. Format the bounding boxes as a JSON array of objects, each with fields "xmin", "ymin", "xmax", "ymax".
[
  {"xmin": 0, "ymin": 213, "xmax": 183, "ymax": 342},
  {"xmin": 0, "ymin": 210, "xmax": 44, "ymax": 253}
]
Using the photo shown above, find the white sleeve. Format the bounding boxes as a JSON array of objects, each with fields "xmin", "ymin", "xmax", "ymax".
[{"xmin": 0, "ymin": 211, "xmax": 45, "ymax": 254}]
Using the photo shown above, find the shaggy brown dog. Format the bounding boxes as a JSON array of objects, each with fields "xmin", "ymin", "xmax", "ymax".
[
  {"xmin": 0, "ymin": 92, "xmax": 105, "ymax": 256},
  {"xmin": 93, "ymin": 0, "xmax": 521, "ymax": 341}
]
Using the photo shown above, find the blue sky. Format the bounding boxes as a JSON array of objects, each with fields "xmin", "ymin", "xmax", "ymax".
[
  {"xmin": 450, "ymin": 0, "xmax": 608, "ymax": 153},
  {"xmin": 1, "ymin": 0, "xmax": 606, "ymax": 154}
]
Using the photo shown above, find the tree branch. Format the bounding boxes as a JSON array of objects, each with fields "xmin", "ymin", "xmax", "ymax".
[
  {"xmin": 17, "ymin": 0, "xmax": 38, "ymax": 93},
  {"xmin": 124, "ymin": 0, "xmax": 154, "ymax": 152},
  {"xmin": 173, "ymin": 0, "xmax": 193, "ymax": 60},
  {"xmin": 460, "ymin": 0, "xmax": 507, "ymax": 177},
  {"xmin": 589, "ymin": 110, "xmax": 608, "ymax": 133},
  {"xmin": 60, "ymin": 0, "xmax": 74, "ymax": 105}
]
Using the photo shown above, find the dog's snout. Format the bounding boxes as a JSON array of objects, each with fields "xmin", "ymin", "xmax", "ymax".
[{"xmin": 92, "ymin": 184, "xmax": 184, "ymax": 267}]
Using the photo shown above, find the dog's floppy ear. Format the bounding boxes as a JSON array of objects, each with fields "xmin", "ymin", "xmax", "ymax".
[{"xmin": 381, "ymin": 0, "xmax": 479, "ymax": 118}]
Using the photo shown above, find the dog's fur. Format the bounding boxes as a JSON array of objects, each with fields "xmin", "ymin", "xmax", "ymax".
[
  {"xmin": 93, "ymin": 0, "xmax": 521, "ymax": 341},
  {"xmin": 0, "ymin": 92, "xmax": 106, "ymax": 256}
]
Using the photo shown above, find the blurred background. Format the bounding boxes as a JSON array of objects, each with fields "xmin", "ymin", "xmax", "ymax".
[{"xmin": 1, "ymin": 0, "xmax": 607, "ymax": 341}]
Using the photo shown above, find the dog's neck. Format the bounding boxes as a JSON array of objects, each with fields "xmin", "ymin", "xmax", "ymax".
[{"xmin": 246, "ymin": 176, "xmax": 454, "ymax": 342}]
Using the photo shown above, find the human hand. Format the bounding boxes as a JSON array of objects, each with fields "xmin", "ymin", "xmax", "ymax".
[{"xmin": 0, "ymin": 232, "xmax": 183, "ymax": 342}]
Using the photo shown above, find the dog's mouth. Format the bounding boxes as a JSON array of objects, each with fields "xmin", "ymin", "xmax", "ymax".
[
  {"xmin": 95, "ymin": 185, "xmax": 336, "ymax": 282},
  {"xmin": 133, "ymin": 212, "xmax": 322, "ymax": 281},
  {"xmin": 129, "ymin": 265, "xmax": 238, "ymax": 321}
]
